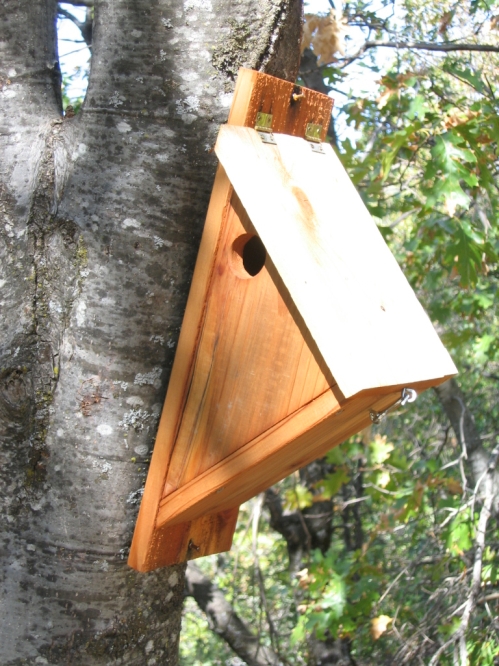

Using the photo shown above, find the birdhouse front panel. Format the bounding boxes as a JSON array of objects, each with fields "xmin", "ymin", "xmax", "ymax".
[
  {"xmin": 128, "ymin": 68, "xmax": 457, "ymax": 572},
  {"xmin": 161, "ymin": 190, "xmax": 335, "ymax": 500}
]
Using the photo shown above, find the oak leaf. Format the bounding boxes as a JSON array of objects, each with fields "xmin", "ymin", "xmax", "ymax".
[{"xmin": 302, "ymin": 10, "xmax": 348, "ymax": 64}]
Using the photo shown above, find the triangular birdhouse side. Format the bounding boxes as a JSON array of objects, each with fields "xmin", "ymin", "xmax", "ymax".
[{"xmin": 128, "ymin": 68, "xmax": 457, "ymax": 572}]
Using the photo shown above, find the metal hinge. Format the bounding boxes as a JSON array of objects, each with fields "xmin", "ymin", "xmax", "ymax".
[
  {"xmin": 255, "ymin": 112, "xmax": 276, "ymax": 145},
  {"xmin": 305, "ymin": 123, "xmax": 325, "ymax": 154}
]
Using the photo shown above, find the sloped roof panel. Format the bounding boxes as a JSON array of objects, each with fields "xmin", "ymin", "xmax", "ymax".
[{"xmin": 215, "ymin": 125, "xmax": 457, "ymax": 398}]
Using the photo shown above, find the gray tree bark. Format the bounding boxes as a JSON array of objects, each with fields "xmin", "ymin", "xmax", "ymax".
[
  {"xmin": 435, "ymin": 379, "xmax": 499, "ymax": 515},
  {"xmin": 0, "ymin": 0, "xmax": 301, "ymax": 663}
]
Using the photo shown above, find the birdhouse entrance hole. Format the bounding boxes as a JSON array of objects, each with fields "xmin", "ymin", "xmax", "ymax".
[{"xmin": 231, "ymin": 233, "xmax": 267, "ymax": 278}]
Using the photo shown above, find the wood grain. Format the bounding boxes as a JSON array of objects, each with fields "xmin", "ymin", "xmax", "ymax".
[
  {"xmin": 157, "ymin": 388, "xmax": 343, "ymax": 529},
  {"xmin": 215, "ymin": 126, "xmax": 458, "ymax": 398},
  {"xmin": 228, "ymin": 68, "xmax": 333, "ymax": 139},
  {"xmin": 129, "ymin": 68, "xmax": 335, "ymax": 571},
  {"xmin": 155, "ymin": 377, "xmax": 450, "ymax": 530},
  {"xmin": 141, "ymin": 508, "xmax": 239, "ymax": 572},
  {"xmin": 162, "ymin": 192, "xmax": 333, "ymax": 498},
  {"xmin": 128, "ymin": 164, "xmax": 234, "ymax": 571}
]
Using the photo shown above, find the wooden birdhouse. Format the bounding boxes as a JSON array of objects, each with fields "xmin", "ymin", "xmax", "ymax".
[{"xmin": 128, "ymin": 68, "xmax": 457, "ymax": 572}]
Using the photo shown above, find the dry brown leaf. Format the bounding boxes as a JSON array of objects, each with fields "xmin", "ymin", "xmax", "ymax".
[
  {"xmin": 445, "ymin": 478, "xmax": 463, "ymax": 495},
  {"xmin": 371, "ymin": 615, "xmax": 392, "ymax": 640},
  {"xmin": 296, "ymin": 568, "xmax": 314, "ymax": 588},
  {"xmin": 377, "ymin": 87, "xmax": 397, "ymax": 109},
  {"xmin": 491, "ymin": 15, "xmax": 499, "ymax": 30},
  {"xmin": 443, "ymin": 108, "xmax": 479, "ymax": 129},
  {"xmin": 376, "ymin": 73, "xmax": 416, "ymax": 109},
  {"xmin": 301, "ymin": 14, "xmax": 322, "ymax": 53},
  {"xmin": 438, "ymin": 10, "xmax": 454, "ymax": 35},
  {"xmin": 301, "ymin": 10, "xmax": 348, "ymax": 64}
]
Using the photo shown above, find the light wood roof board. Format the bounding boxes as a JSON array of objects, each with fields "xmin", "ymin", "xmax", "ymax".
[{"xmin": 215, "ymin": 125, "xmax": 457, "ymax": 398}]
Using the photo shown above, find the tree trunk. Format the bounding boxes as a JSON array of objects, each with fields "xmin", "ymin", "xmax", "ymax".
[
  {"xmin": 435, "ymin": 379, "xmax": 499, "ymax": 515},
  {"xmin": 0, "ymin": 0, "xmax": 301, "ymax": 663}
]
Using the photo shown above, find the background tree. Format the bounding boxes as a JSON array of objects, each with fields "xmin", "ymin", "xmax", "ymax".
[{"xmin": 0, "ymin": 1, "xmax": 301, "ymax": 663}]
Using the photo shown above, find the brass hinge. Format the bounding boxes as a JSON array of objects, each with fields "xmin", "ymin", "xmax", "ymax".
[
  {"xmin": 305, "ymin": 123, "xmax": 325, "ymax": 154},
  {"xmin": 254, "ymin": 112, "xmax": 276, "ymax": 145}
]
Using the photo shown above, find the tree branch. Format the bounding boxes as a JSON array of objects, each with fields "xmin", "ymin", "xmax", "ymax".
[
  {"xmin": 363, "ymin": 40, "xmax": 499, "ymax": 53},
  {"xmin": 58, "ymin": 6, "xmax": 78, "ymax": 22},
  {"xmin": 313, "ymin": 39, "xmax": 499, "ymax": 71},
  {"xmin": 252, "ymin": 495, "xmax": 281, "ymax": 657},
  {"xmin": 59, "ymin": 0, "xmax": 93, "ymax": 6},
  {"xmin": 185, "ymin": 562, "xmax": 282, "ymax": 666},
  {"xmin": 57, "ymin": 3, "xmax": 93, "ymax": 46},
  {"xmin": 264, "ymin": 487, "xmax": 309, "ymax": 572}
]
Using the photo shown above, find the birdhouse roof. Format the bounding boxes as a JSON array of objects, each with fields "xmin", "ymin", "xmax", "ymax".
[{"xmin": 215, "ymin": 125, "xmax": 457, "ymax": 399}]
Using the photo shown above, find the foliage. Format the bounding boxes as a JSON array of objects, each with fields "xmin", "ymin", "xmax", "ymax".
[
  {"xmin": 296, "ymin": 5, "xmax": 499, "ymax": 652},
  {"xmin": 57, "ymin": 3, "xmax": 91, "ymax": 114},
  {"xmin": 61, "ymin": 71, "xmax": 85, "ymax": 114},
  {"xmin": 181, "ymin": 498, "xmax": 304, "ymax": 665},
  {"xmin": 181, "ymin": 385, "xmax": 499, "ymax": 663},
  {"xmin": 180, "ymin": 597, "xmax": 239, "ymax": 666},
  {"xmin": 290, "ymin": 403, "xmax": 499, "ymax": 664},
  {"xmin": 341, "ymin": 64, "xmax": 499, "ymax": 360}
]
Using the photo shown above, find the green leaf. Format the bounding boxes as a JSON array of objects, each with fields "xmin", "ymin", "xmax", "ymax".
[
  {"xmin": 433, "ymin": 132, "xmax": 476, "ymax": 167},
  {"xmin": 439, "ymin": 617, "xmax": 462, "ymax": 637},
  {"xmin": 283, "ymin": 484, "xmax": 314, "ymax": 511},
  {"xmin": 441, "ymin": 185, "xmax": 471, "ymax": 217},
  {"xmin": 326, "ymin": 447, "xmax": 345, "ymax": 465},
  {"xmin": 424, "ymin": 132, "xmax": 479, "ymax": 216},
  {"xmin": 290, "ymin": 621, "xmax": 306, "ymax": 646},
  {"xmin": 406, "ymin": 94, "xmax": 430, "ymax": 120},
  {"xmin": 381, "ymin": 124, "xmax": 418, "ymax": 181},
  {"xmin": 374, "ymin": 470, "xmax": 391, "ymax": 488},
  {"xmin": 473, "ymin": 334, "xmax": 495, "ymax": 363},
  {"xmin": 369, "ymin": 435, "xmax": 394, "ymax": 465},
  {"xmin": 445, "ymin": 510, "xmax": 473, "ymax": 554},
  {"xmin": 321, "ymin": 574, "xmax": 347, "ymax": 619},
  {"xmin": 320, "ymin": 468, "xmax": 350, "ymax": 499},
  {"xmin": 446, "ymin": 226, "xmax": 483, "ymax": 286},
  {"xmin": 443, "ymin": 63, "xmax": 487, "ymax": 95}
]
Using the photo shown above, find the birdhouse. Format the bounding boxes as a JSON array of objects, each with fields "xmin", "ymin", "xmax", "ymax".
[{"xmin": 128, "ymin": 68, "xmax": 457, "ymax": 572}]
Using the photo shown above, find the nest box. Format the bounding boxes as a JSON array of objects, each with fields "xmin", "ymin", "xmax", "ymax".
[{"xmin": 128, "ymin": 68, "xmax": 457, "ymax": 572}]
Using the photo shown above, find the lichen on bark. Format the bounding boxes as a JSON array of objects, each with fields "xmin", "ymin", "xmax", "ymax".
[{"xmin": 212, "ymin": 0, "xmax": 302, "ymax": 82}]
